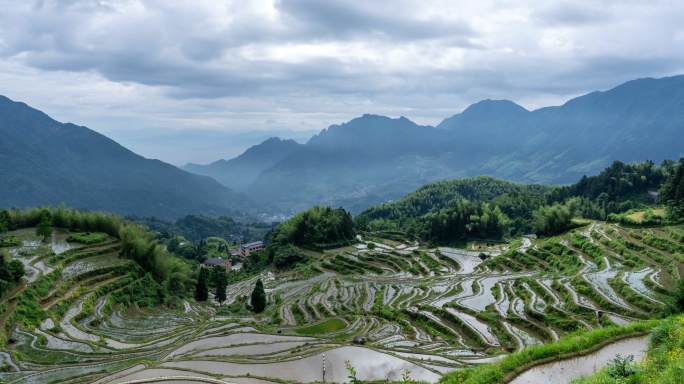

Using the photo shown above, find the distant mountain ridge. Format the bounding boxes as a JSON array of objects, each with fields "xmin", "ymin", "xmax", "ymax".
[
  {"xmin": 3, "ymin": 74, "xmax": 683, "ymax": 219},
  {"xmin": 186, "ymin": 75, "xmax": 684, "ymax": 214},
  {"xmin": 183, "ymin": 137, "xmax": 303, "ymax": 189},
  {"xmin": 0, "ymin": 95, "xmax": 255, "ymax": 220}
]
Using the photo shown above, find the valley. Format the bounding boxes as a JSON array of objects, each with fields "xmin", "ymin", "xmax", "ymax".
[
  {"xmin": 1, "ymin": 217, "xmax": 681, "ymax": 383},
  {"xmin": 2, "ymin": 2, "xmax": 684, "ymax": 383}
]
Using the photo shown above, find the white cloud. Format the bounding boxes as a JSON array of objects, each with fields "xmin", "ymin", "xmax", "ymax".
[{"xmin": 0, "ymin": 0, "xmax": 683, "ymax": 162}]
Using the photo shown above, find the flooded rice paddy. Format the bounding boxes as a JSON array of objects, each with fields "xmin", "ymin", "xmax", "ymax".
[
  {"xmin": 509, "ymin": 336, "xmax": 648, "ymax": 384},
  {"xmin": 1, "ymin": 223, "xmax": 679, "ymax": 383}
]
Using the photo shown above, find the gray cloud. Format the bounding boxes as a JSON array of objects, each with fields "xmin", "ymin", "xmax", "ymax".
[
  {"xmin": 0, "ymin": 0, "xmax": 683, "ymax": 164},
  {"xmin": 532, "ymin": 2, "xmax": 613, "ymax": 26},
  {"xmin": 277, "ymin": 0, "xmax": 475, "ymax": 42}
]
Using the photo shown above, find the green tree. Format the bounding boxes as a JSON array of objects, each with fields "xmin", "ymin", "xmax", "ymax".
[
  {"xmin": 211, "ymin": 265, "xmax": 228, "ymax": 303},
  {"xmin": 7, "ymin": 260, "xmax": 25, "ymax": 283},
  {"xmin": 35, "ymin": 209, "xmax": 54, "ymax": 241},
  {"xmin": 660, "ymin": 158, "xmax": 684, "ymax": 218},
  {"xmin": 272, "ymin": 244, "xmax": 309, "ymax": 269},
  {"xmin": 215, "ymin": 277, "xmax": 227, "ymax": 303},
  {"xmin": 666, "ymin": 279, "xmax": 684, "ymax": 315},
  {"xmin": 0, "ymin": 209, "xmax": 12, "ymax": 233},
  {"xmin": 251, "ymin": 278, "xmax": 266, "ymax": 313},
  {"xmin": 194, "ymin": 267, "xmax": 209, "ymax": 302},
  {"xmin": 167, "ymin": 236, "xmax": 181, "ymax": 253}
]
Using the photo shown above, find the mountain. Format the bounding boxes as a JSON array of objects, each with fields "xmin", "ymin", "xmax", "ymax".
[
  {"xmin": 248, "ymin": 115, "xmax": 450, "ymax": 213},
  {"xmin": 0, "ymin": 95, "xmax": 255, "ymax": 220},
  {"xmin": 187, "ymin": 74, "xmax": 684, "ymax": 214},
  {"xmin": 182, "ymin": 137, "xmax": 303, "ymax": 189}
]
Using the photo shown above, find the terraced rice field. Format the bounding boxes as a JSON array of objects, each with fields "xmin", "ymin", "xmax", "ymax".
[{"xmin": 1, "ymin": 222, "xmax": 682, "ymax": 383}]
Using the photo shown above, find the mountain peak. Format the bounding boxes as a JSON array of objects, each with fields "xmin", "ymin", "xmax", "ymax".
[
  {"xmin": 462, "ymin": 99, "xmax": 528, "ymax": 114},
  {"xmin": 437, "ymin": 99, "xmax": 529, "ymax": 130}
]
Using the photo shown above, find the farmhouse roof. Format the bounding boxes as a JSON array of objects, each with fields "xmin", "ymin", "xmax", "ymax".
[
  {"xmin": 203, "ymin": 257, "xmax": 227, "ymax": 266},
  {"xmin": 242, "ymin": 241, "xmax": 264, "ymax": 249}
]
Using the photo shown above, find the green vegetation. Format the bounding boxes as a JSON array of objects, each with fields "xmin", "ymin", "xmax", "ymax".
[
  {"xmin": 294, "ymin": 318, "xmax": 346, "ymax": 335},
  {"xmin": 2, "ymin": 157, "xmax": 684, "ymax": 383},
  {"xmin": 0, "ymin": 210, "xmax": 13, "ymax": 233},
  {"xmin": 132, "ymin": 214, "xmax": 273, "ymax": 244},
  {"xmin": 0, "ymin": 252, "xmax": 25, "ymax": 296},
  {"xmin": 0, "ymin": 234, "xmax": 20, "ymax": 247},
  {"xmin": 270, "ymin": 206, "xmax": 355, "ymax": 251},
  {"xmin": 272, "ymin": 244, "xmax": 309, "ymax": 269},
  {"xmin": 666, "ymin": 279, "xmax": 684, "ymax": 315},
  {"xmin": 358, "ymin": 176, "xmax": 546, "ymax": 241},
  {"xmin": 572, "ymin": 315, "xmax": 684, "ymax": 384},
  {"xmin": 194, "ymin": 267, "xmax": 209, "ymax": 302},
  {"xmin": 35, "ymin": 208, "xmax": 54, "ymax": 241},
  {"xmin": 251, "ymin": 278, "xmax": 266, "ymax": 313},
  {"xmin": 5, "ymin": 207, "xmax": 195, "ymax": 304},
  {"xmin": 66, "ymin": 232, "xmax": 108, "ymax": 244},
  {"xmin": 439, "ymin": 321, "xmax": 655, "ymax": 384},
  {"xmin": 659, "ymin": 158, "xmax": 684, "ymax": 218},
  {"xmin": 210, "ymin": 265, "xmax": 228, "ymax": 303},
  {"xmin": 358, "ymin": 160, "xmax": 674, "ymax": 244},
  {"xmin": 532, "ymin": 198, "xmax": 579, "ymax": 236}
]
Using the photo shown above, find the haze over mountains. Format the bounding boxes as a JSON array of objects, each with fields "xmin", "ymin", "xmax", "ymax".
[
  {"xmin": 107, "ymin": 128, "xmax": 317, "ymax": 166},
  {"xmin": 185, "ymin": 75, "xmax": 684, "ymax": 214},
  {"xmin": 1, "ymin": 74, "xmax": 683, "ymax": 219}
]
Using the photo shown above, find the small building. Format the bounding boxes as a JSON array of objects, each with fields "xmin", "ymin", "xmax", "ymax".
[
  {"xmin": 202, "ymin": 257, "xmax": 231, "ymax": 272},
  {"xmin": 237, "ymin": 241, "xmax": 264, "ymax": 258}
]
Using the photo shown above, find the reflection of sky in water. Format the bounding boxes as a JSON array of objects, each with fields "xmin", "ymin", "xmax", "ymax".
[
  {"xmin": 161, "ymin": 345, "xmax": 441, "ymax": 382},
  {"xmin": 510, "ymin": 337, "xmax": 647, "ymax": 384}
]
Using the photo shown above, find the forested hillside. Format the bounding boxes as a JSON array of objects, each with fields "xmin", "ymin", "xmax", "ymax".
[
  {"xmin": 0, "ymin": 96, "xmax": 255, "ymax": 220},
  {"xmin": 129, "ymin": 214, "xmax": 273, "ymax": 244},
  {"xmin": 357, "ymin": 160, "xmax": 678, "ymax": 243}
]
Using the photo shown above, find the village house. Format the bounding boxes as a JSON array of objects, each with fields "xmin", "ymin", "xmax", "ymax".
[
  {"xmin": 236, "ymin": 241, "xmax": 264, "ymax": 258},
  {"xmin": 202, "ymin": 257, "xmax": 231, "ymax": 272}
]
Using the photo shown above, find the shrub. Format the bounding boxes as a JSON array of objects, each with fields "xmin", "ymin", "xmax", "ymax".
[{"xmin": 606, "ymin": 354, "xmax": 641, "ymax": 378}]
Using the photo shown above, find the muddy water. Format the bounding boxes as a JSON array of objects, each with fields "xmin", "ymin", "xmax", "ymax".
[{"xmin": 509, "ymin": 336, "xmax": 648, "ymax": 384}]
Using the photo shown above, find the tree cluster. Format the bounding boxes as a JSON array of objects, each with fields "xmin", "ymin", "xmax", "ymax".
[
  {"xmin": 169, "ymin": 236, "xmax": 234, "ymax": 263},
  {"xmin": 9, "ymin": 205, "xmax": 122, "ymax": 237},
  {"xmin": 357, "ymin": 160, "xmax": 677, "ymax": 242},
  {"xmin": 659, "ymin": 158, "xmax": 684, "ymax": 218},
  {"xmin": 531, "ymin": 198, "xmax": 580, "ymax": 236},
  {"xmin": 0, "ymin": 252, "xmax": 25, "ymax": 297},
  {"xmin": 119, "ymin": 224, "xmax": 194, "ymax": 297},
  {"xmin": 423, "ymin": 201, "xmax": 512, "ymax": 243},
  {"xmin": 270, "ymin": 206, "xmax": 355, "ymax": 250},
  {"xmin": 0, "ymin": 210, "xmax": 13, "ymax": 233},
  {"xmin": 128, "ymin": 214, "xmax": 273, "ymax": 244},
  {"xmin": 194, "ymin": 265, "xmax": 229, "ymax": 303},
  {"xmin": 358, "ymin": 176, "xmax": 550, "ymax": 241},
  {"xmin": 551, "ymin": 160, "xmax": 672, "ymax": 220}
]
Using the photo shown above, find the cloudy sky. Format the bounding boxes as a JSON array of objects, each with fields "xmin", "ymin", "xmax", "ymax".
[{"xmin": 1, "ymin": 0, "xmax": 684, "ymax": 158}]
